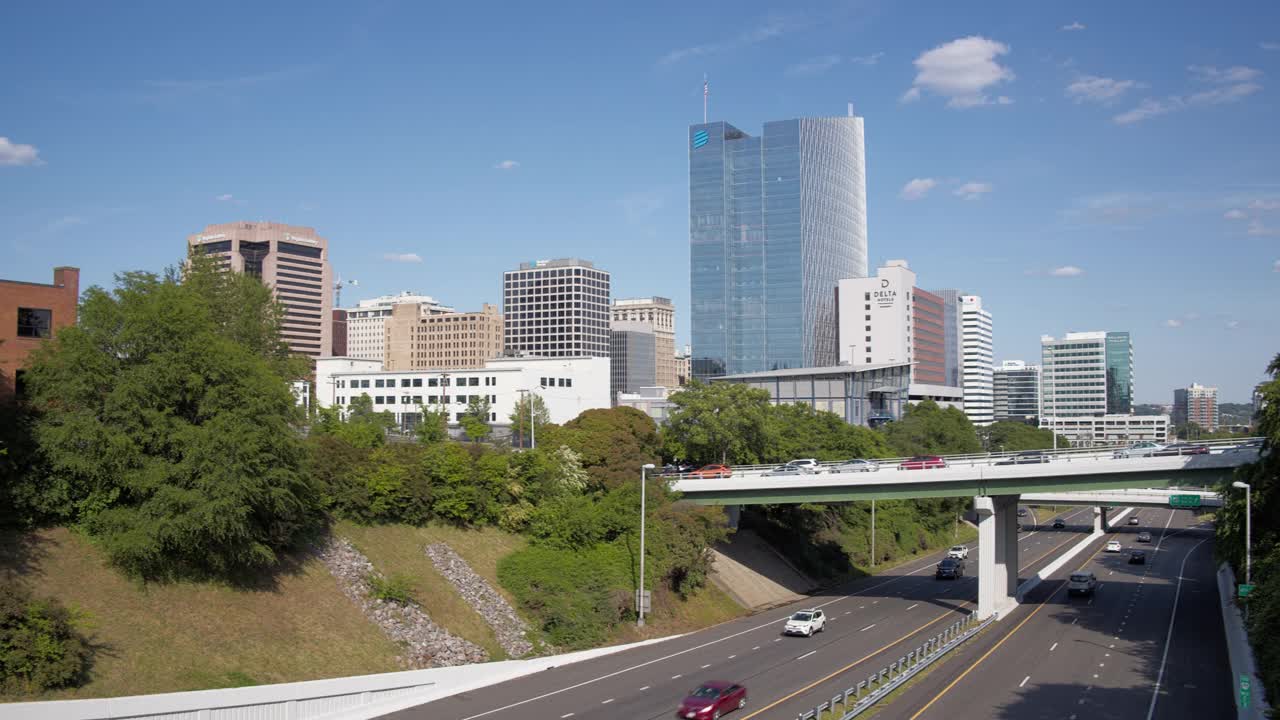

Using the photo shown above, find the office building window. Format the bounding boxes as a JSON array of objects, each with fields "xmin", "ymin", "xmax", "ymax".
[
  {"xmin": 16, "ymin": 308, "xmax": 52, "ymax": 338},
  {"xmin": 361, "ymin": 380, "xmax": 371, "ymax": 388},
  {"xmin": 401, "ymin": 379, "xmax": 411, "ymax": 388},
  {"xmin": 413, "ymin": 378, "xmax": 422, "ymax": 387},
  {"xmin": 429, "ymin": 378, "xmax": 438, "ymax": 387},
  {"xmin": 401, "ymin": 396, "xmax": 411, "ymax": 404},
  {"xmin": 375, "ymin": 379, "xmax": 385, "ymax": 388},
  {"xmin": 412, "ymin": 396, "xmax": 422, "ymax": 404}
]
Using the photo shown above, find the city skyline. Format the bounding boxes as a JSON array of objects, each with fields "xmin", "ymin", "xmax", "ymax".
[{"xmin": 3, "ymin": 2, "xmax": 1278, "ymax": 400}]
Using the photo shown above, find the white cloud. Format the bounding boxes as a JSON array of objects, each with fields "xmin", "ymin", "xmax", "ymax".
[
  {"xmin": 1066, "ymin": 75, "xmax": 1139, "ymax": 103},
  {"xmin": 1248, "ymin": 220, "xmax": 1280, "ymax": 236},
  {"xmin": 850, "ymin": 52, "xmax": 885, "ymax": 66},
  {"xmin": 1189, "ymin": 65, "xmax": 1263, "ymax": 84},
  {"xmin": 1049, "ymin": 265, "xmax": 1084, "ymax": 277},
  {"xmin": 1188, "ymin": 82, "xmax": 1262, "ymax": 105},
  {"xmin": 899, "ymin": 178, "xmax": 938, "ymax": 200},
  {"xmin": 494, "ymin": 160, "xmax": 520, "ymax": 170},
  {"xmin": 786, "ymin": 54, "xmax": 842, "ymax": 76},
  {"xmin": 954, "ymin": 181, "xmax": 993, "ymax": 200},
  {"xmin": 1226, "ymin": 320, "xmax": 1240, "ymax": 329},
  {"xmin": 1114, "ymin": 98, "xmax": 1179, "ymax": 124},
  {"xmin": 659, "ymin": 16, "xmax": 793, "ymax": 65},
  {"xmin": 382, "ymin": 253, "xmax": 423, "ymax": 263},
  {"xmin": 1061, "ymin": 21, "xmax": 1086, "ymax": 31},
  {"xmin": 1066, "ymin": 192, "xmax": 1164, "ymax": 225},
  {"xmin": 0, "ymin": 137, "xmax": 42, "ymax": 166},
  {"xmin": 1163, "ymin": 319, "xmax": 1183, "ymax": 328},
  {"xmin": 1224, "ymin": 208, "xmax": 1248, "ymax": 220},
  {"xmin": 1113, "ymin": 65, "xmax": 1263, "ymax": 124},
  {"xmin": 1262, "ymin": 42, "xmax": 1280, "ymax": 51},
  {"xmin": 1249, "ymin": 198, "xmax": 1280, "ymax": 211},
  {"xmin": 902, "ymin": 36, "xmax": 1015, "ymax": 108},
  {"xmin": 216, "ymin": 193, "xmax": 234, "ymax": 201}
]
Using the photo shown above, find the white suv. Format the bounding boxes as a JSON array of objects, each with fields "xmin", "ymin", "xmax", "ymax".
[
  {"xmin": 947, "ymin": 545, "xmax": 969, "ymax": 560},
  {"xmin": 784, "ymin": 609, "xmax": 826, "ymax": 636},
  {"xmin": 1068, "ymin": 572, "xmax": 1097, "ymax": 596},
  {"xmin": 785, "ymin": 459, "xmax": 823, "ymax": 474},
  {"xmin": 1105, "ymin": 540, "xmax": 1122, "ymax": 552}
]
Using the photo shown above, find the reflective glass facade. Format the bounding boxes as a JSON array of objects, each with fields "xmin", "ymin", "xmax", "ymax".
[
  {"xmin": 715, "ymin": 363, "xmax": 909, "ymax": 427},
  {"xmin": 1105, "ymin": 331, "xmax": 1133, "ymax": 414},
  {"xmin": 690, "ymin": 117, "xmax": 867, "ymax": 379}
]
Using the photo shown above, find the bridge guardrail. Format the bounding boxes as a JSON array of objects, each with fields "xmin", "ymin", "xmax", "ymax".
[
  {"xmin": 664, "ymin": 438, "xmax": 1263, "ymax": 481},
  {"xmin": 794, "ymin": 611, "xmax": 995, "ymax": 720}
]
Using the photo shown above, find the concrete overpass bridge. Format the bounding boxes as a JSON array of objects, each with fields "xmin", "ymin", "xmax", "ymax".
[{"xmin": 668, "ymin": 439, "xmax": 1260, "ymax": 619}]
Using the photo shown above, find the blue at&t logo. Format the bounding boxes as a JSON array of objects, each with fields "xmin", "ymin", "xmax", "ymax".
[{"xmin": 692, "ymin": 130, "xmax": 709, "ymax": 149}]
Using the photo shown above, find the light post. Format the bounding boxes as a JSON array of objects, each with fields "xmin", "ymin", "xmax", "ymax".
[
  {"xmin": 638, "ymin": 463, "xmax": 655, "ymax": 627},
  {"xmin": 1233, "ymin": 480, "xmax": 1252, "ymax": 588},
  {"xmin": 870, "ymin": 499, "xmax": 876, "ymax": 568}
]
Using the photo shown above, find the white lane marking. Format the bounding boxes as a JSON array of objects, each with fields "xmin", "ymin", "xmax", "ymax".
[
  {"xmin": 672, "ymin": 674, "xmax": 682, "ymax": 679},
  {"xmin": 773, "ymin": 638, "xmax": 782, "ymax": 642},
  {"xmin": 728, "ymin": 655, "xmax": 736, "ymax": 659},
  {"xmin": 797, "ymin": 650, "xmax": 817, "ymax": 660},
  {"xmin": 560, "ymin": 714, "xmax": 574, "ymax": 719},
  {"xmin": 701, "ymin": 664, "xmax": 711, "ymax": 669},
  {"xmin": 872, "ymin": 600, "xmax": 880, "ymax": 605},
  {"xmin": 1050, "ymin": 642, "xmax": 1058, "ymax": 652},
  {"xmin": 1146, "ymin": 535, "xmax": 1211, "ymax": 720},
  {"xmin": 860, "ymin": 624, "xmax": 877, "ymax": 632},
  {"xmin": 639, "ymin": 686, "xmax": 650, "ymax": 691},
  {"xmin": 1071, "ymin": 618, "xmax": 1078, "ymax": 625},
  {"xmin": 859, "ymin": 605, "xmax": 866, "ymax": 609},
  {"xmin": 844, "ymin": 610, "xmax": 852, "ymax": 615},
  {"xmin": 752, "ymin": 646, "xmax": 760, "ymax": 650},
  {"xmin": 601, "ymin": 698, "xmax": 614, "ymax": 705},
  {"xmin": 906, "ymin": 603, "xmax": 920, "ymax": 610},
  {"xmin": 1020, "ymin": 676, "xmax": 1030, "ymax": 688}
]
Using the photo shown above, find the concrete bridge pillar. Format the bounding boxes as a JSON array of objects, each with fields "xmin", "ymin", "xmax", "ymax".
[
  {"xmin": 976, "ymin": 494, "xmax": 1021, "ymax": 620},
  {"xmin": 724, "ymin": 505, "xmax": 741, "ymax": 530},
  {"xmin": 1093, "ymin": 506, "xmax": 1107, "ymax": 534}
]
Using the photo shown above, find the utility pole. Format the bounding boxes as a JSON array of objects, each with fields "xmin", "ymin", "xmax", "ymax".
[
  {"xmin": 870, "ymin": 499, "xmax": 876, "ymax": 568},
  {"xmin": 638, "ymin": 463, "xmax": 655, "ymax": 627}
]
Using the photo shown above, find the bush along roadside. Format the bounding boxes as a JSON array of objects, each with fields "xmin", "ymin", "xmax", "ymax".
[{"xmin": 0, "ymin": 584, "xmax": 92, "ymax": 696}]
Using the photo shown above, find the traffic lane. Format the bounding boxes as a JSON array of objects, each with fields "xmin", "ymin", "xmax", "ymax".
[
  {"xmin": 759, "ymin": 519, "xmax": 1105, "ymax": 720},
  {"xmin": 395, "ymin": 505, "xmax": 1099, "ymax": 720},
  {"xmin": 897, "ymin": 511, "xmax": 1212, "ymax": 720}
]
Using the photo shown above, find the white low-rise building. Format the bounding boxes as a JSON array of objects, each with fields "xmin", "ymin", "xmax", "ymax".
[
  {"xmin": 316, "ymin": 355, "xmax": 610, "ymax": 431},
  {"xmin": 617, "ymin": 386, "xmax": 678, "ymax": 425},
  {"xmin": 1039, "ymin": 414, "xmax": 1169, "ymax": 447}
]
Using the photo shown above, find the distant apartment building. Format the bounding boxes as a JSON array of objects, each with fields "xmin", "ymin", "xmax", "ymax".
[
  {"xmin": 188, "ymin": 222, "xmax": 333, "ymax": 357},
  {"xmin": 1040, "ymin": 331, "xmax": 1133, "ymax": 417},
  {"xmin": 993, "ymin": 360, "xmax": 1041, "ymax": 423},
  {"xmin": 611, "ymin": 297, "xmax": 676, "ymax": 388},
  {"xmin": 331, "ymin": 309, "xmax": 348, "ymax": 357},
  {"xmin": 1173, "ymin": 383, "xmax": 1219, "ymax": 431},
  {"xmin": 959, "ymin": 295, "xmax": 994, "ymax": 426},
  {"xmin": 617, "ymin": 386, "xmax": 678, "ymax": 425},
  {"xmin": 674, "ymin": 348, "xmax": 691, "ymax": 387},
  {"xmin": 836, "ymin": 260, "xmax": 948, "ymax": 386},
  {"xmin": 0, "ymin": 266, "xmax": 79, "ymax": 396},
  {"xmin": 343, "ymin": 292, "xmax": 454, "ymax": 362},
  {"xmin": 1039, "ymin": 414, "xmax": 1169, "ymax": 447},
  {"xmin": 384, "ymin": 302, "xmax": 503, "ymax": 371},
  {"xmin": 504, "ymin": 259, "xmax": 610, "ymax": 358},
  {"xmin": 609, "ymin": 321, "xmax": 657, "ymax": 402}
]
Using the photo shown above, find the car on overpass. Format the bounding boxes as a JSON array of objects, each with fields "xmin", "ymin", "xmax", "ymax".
[
  {"xmin": 783, "ymin": 609, "xmax": 826, "ymax": 636},
  {"xmin": 900, "ymin": 455, "xmax": 947, "ymax": 470},
  {"xmin": 995, "ymin": 450, "xmax": 1052, "ymax": 465},
  {"xmin": 1155, "ymin": 442, "xmax": 1210, "ymax": 456},
  {"xmin": 832, "ymin": 458, "xmax": 880, "ymax": 472},
  {"xmin": 763, "ymin": 465, "xmax": 807, "ymax": 477},
  {"xmin": 935, "ymin": 557, "xmax": 965, "ymax": 579},
  {"xmin": 676, "ymin": 681, "xmax": 748, "ymax": 719},
  {"xmin": 1113, "ymin": 441, "xmax": 1166, "ymax": 458},
  {"xmin": 688, "ymin": 464, "xmax": 732, "ymax": 479},
  {"xmin": 1068, "ymin": 571, "xmax": 1097, "ymax": 596},
  {"xmin": 783, "ymin": 458, "xmax": 823, "ymax": 473}
]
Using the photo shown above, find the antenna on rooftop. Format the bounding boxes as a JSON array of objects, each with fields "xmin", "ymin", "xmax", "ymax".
[{"xmin": 703, "ymin": 75, "xmax": 709, "ymax": 123}]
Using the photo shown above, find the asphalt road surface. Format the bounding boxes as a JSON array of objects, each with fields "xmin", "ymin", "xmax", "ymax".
[
  {"xmin": 893, "ymin": 508, "xmax": 1232, "ymax": 720},
  {"xmin": 388, "ymin": 504, "xmax": 1103, "ymax": 720}
]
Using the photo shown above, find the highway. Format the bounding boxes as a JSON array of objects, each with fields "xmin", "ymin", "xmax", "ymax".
[
  {"xmin": 892, "ymin": 508, "xmax": 1232, "ymax": 720},
  {"xmin": 388, "ymin": 505, "xmax": 1105, "ymax": 720}
]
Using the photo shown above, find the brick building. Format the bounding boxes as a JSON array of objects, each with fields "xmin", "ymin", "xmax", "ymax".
[{"xmin": 0, "ymin": 266, "xmax": 80, "ymax": 395}]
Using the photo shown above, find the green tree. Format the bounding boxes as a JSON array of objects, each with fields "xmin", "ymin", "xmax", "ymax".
[
  {"xmin": 312, "ymin": 399, "xmax": 390, "ymax": 449},
  {"xmin": 0, "ymin": 584, "xmax": 92, "ymax": 694},
  {"xmin": 662, "ymin": 381, "xmax": 773, "ymax": 464},
  {"xmin": 21, "ymin": 266, "xmax": 319, "ymax": 580},
  {"xmin": 978, "ymin": 421, "xmax": 1070, "ymax": 452},
  {"xmin": 415, "ymin": 405, "xmax": 450, "ymax": 444},
  {"xmin": 880, "ymin": 400, "xmax": 983, "ymax": 456},
  {"xmin": 547, "ymin": 407, "xmax": 661, "ymax": 490},
  {"xmin": 461, "ymin": 395, "xmax": 493, "ymax": 443},
  {"xmin": 509, "ymin": 394, "xmax": 551, "ymax": 449},
  {"xmin": 765, "ymin": 403, "xmax": 892, "ymax": 462}
]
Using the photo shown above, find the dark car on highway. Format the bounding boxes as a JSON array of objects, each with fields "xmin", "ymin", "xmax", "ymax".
[
  {"xmin": 1053, "ymin": 518, "xmax": 1065, "ymax": 529},
  {"xmin": 995, "ymin": 451, "xmax": 1052, "ymax": 466},
  {"xmin": 900, "ymin": 455, "xmax": 947, "ymax": 470},
  {"xmin": 676, "ymin": 681, "xmax": 747, "ymax": 719},
  {"xmin": 1129, "ymin": 550, "xmax": 1147, "ymax": 564},
  {"xmin": 1137, "ymin": 531, "xmax": 1152, "ymax": 542},
  {"xmin": 936, "ymin": 558, "xmax": 965, "ymax": 579}
]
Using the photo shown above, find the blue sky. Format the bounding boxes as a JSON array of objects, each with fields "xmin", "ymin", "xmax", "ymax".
[{"xmin": 3, "ymin": 1, "xmax": 1278, "ymax": 403}]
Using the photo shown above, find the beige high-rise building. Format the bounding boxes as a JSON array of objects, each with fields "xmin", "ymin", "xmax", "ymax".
[
  {"xmin": 344, "ymin": 292, "xmax": 454, "ymax": 361},
  {"xmin": 611, "ymin": 297, "xmax": 676, "ymax": 388},
  {"xmin": 187, "ymin": 221, "xmax": 332, "ymax": 357},
  {"xmin": 385, "ymin": 302, "xmax": 504, "ymax": 371}
]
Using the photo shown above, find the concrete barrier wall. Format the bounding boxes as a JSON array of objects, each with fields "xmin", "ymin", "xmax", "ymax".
[
  {"xmin": 1218, "ymin": 562, "xmax": 1269, "ymax": 720},
  {"xmin": 3, "ymin": 635, "xmax": 681, "ymax": 720}
]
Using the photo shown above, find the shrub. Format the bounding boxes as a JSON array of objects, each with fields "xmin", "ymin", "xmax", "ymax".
[
  {"xmin": 366, "ymin": 573, "xmax": 417, "ymax": 605},
  {"xmin": 498, "ymin": 543, "xmax": 630, "ymax": 649},
  {"xmin": 0, "ymin": 584, "xmax": 91, "ymax": 695}
]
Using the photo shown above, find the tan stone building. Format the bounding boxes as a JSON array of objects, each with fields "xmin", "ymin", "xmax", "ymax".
[
  {"xmin": 385, "ymin": 302, "xmax": 504, "ymax": 370},
  {"xmin": 611, "ymin": 297, "xmax": 676, "ymax": 388}
]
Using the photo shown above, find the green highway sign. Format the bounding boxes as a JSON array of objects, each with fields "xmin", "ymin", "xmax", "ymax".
[
  {"xmin": 1240, "ymin": 674, "xmax": 1251, "ymax": 708},
  {"xmin": 1169, "ymin": 494, "xmax": 1202, "ymax": 509},
  {"xmin": 1240, "ymin": 584, "xmax": 1256, "ymax": 598}
]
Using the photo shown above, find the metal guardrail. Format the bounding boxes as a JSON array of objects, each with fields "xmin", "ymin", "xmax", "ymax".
[
  {"xmin": 664, "ymin": 438, "xmax": 1263, "ymax": 480},
  {"xmin": 794, "ymin": 611, "xmax": 995, "ymax": 720}
]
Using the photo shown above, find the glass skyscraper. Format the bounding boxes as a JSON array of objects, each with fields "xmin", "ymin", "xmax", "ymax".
[
  {"xmin": 1105, "ymin": 331, "xmax": 1133, "ymax": 414},
  {"xmin": 690, "ymin": 116, "xmax": 867, "ymax": 379}
]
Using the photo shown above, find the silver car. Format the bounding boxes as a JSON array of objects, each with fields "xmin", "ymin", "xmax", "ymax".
[
  {"xmin": 764, "ymin": 465, "xmax": 806, "ymax": 477},
  {"xmin": 1113, "ymin": 441, "xmax": 1165, "ymax": 459},
  {"xmin": 784, "ymin": 458, "xmax": 823, "ymax": 474},
  {"xmin": 832, "ymin": 458, "xmax": 880, "ymax": 473}
]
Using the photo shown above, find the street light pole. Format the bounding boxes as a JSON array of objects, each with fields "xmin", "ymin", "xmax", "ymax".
[
  {"xmin": 1233, "ymin": 480, "xmax": 1252, "ymax": 587},
  {"xmin": 638, "ymin": 463, "xmax": 655, "ymax": 627},
  {"xmin": 870, "ymin": 499, "xmax": 876, "ymax": 568}
]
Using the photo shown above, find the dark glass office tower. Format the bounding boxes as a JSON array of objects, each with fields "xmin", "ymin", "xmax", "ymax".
[
  {"xmin": 690, "ymin": 116, "xmax": 867, "ymax": 379},
  {"xmin": 1105, "ymin": 331, "xmax": 1133, "ymax": 414}
]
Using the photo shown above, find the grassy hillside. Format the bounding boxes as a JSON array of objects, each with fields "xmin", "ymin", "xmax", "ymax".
[{"xmin": 0, "ymin": 527, "xmax": 400, "ymax": 700}]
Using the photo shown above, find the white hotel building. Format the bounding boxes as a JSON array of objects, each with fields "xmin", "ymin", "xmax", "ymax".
[{"xmin": 315, "ymin": 355, "xmax": 609, "ymax": 431}]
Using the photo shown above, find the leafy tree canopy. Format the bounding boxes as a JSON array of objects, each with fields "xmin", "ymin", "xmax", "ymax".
[
  {"xmin": 879, "ymin": 400, "xmax": 983, "ymax": 456},
  {"xmin": 978, "ymin": 421, "xmax": 1070, "ymax": 452},
  {"xmin": 661, "ymin": 381, "xmax": 773, "ymax": 465},
  {"xmin": 546, "ymin": 407, "xmax": 662, "ymax": 490}
]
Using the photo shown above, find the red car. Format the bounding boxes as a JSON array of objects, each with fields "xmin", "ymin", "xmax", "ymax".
[
  {"xmin": 689, "ymin": 464, "xmax": 732, "ymax": 479},
  {"xmin": 899, "ymin": 455, "xmax": 947, "ymax": 470},
  {"xmin": 676, "ymin": 681, "xmax": 747, "ymax": 719}
]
